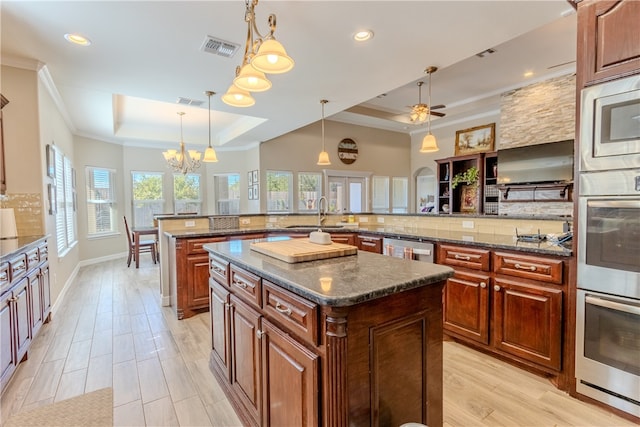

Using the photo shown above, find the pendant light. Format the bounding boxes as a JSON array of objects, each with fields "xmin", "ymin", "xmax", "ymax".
[
  {"xmin": 203, "ymin": 91, "xmax": 218, "ymax": 163},
  {"xmin": 317, "ymin": 99, "xmax": 331, "ymax": 166},
  {"xmin": 420, "ymin": 66, "xmax": 440, "ymax": 153}
]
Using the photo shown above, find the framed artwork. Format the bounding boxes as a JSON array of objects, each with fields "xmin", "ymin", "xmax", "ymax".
[
  {"xmin": 454, "ymin": 123, "xmax": 495, "ymax": 156},
  {"xmin": 72, "ymin": 168, "xmax": 76, "ymax": 189},
  {"xmin": 46, "ymin": 144, "xmax": 56, "ymax": 178},
  {"xmin": 248, "ymin": 171, "xmax": 253, "ymax": 185},
  {"xmin": 248, "ymin": 186, "xmax": 254, "ymax": 200},
  {"xmin": 460, "ymin": 184, "xmax": 478, "ymax": 213},
  {"xmin": 252, "ymin": 170, "xmax": 258, "ymax": 183},
  {"xmin": 48, "ymin": 183, "xmax": 57, "ymax": 215},
  {"xmin": 252, "ymin": 184, "xmax": 259, "ymax": 200}
]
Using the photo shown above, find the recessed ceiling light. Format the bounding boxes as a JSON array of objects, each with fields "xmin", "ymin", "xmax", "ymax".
[
  {"xmin": 64, "ymin": 33, "xmax": 91, "ymax": 46},
  {"xmin": 353, "ymin": 30, "xmax": 374, "ymax": 42},
  {"xmin": 524, "ymin": 71, "xmax": 534, "ymax": 78}
]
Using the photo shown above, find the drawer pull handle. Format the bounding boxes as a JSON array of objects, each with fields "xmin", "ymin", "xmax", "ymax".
[
  {"xmin": 233, "ymin": 279, "xmax": 248, "ymax": 289},
  {"xmin": 275, "ymin": 301, "xmax": 292, "ymax": 316},
  {"xmin": 480, "ymin": 282, "xmax": 487, "ymax": 288},
  {"xmin": 14, "ymin": 263, "xmax": 26, "ymax": 272},
  {"xmin": 212, "ymin": 265, "xmax": 225, "ymax": 275},
  {"xmin": 0, "ymin": 273, "xmax": 7, "ymax": 281},
  {"xmin": 494, "ymin": 285, "xmax": 501, "ymax": 292},
  {"xmin": 454, "ymin": 254, "xmax": 471, "ymax": 261},
  {"xmin": 514, "ymin": 263, "xmax": 536, "ymax": 272}
]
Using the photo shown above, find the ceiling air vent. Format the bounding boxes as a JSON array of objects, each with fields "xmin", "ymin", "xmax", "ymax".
[
  {"xmin": 201, "ymin": 35, "xmax": 240, "ymax": 58},
  {"xmin": 176, "ymin": 97, "xmax": 204, "ymax": 107}
]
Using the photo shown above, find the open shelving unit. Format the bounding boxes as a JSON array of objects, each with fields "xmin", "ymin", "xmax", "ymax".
[{"xmin": 437, "ymin": 153, "xmax": 492, "ymax": 214}]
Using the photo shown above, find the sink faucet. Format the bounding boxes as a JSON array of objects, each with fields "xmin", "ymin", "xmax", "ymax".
[{"xmin": 317, "ymin": 196, "xmax": 327, "ymax": 227}]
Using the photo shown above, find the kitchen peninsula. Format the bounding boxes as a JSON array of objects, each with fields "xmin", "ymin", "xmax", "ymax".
[{"xmin": 204, "ymin": 239, "xmax": 453, "ymax": 427}]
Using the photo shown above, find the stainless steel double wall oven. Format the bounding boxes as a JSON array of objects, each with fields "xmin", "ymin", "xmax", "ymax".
[{"xmin": 576, "ymin": 73, "xmax": 640, "ymax": 418}]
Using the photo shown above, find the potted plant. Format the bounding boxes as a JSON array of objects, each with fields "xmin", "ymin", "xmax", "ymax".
[{"xmin": 450, "ymin": 166, "xmax": 479, "ymax": 189}]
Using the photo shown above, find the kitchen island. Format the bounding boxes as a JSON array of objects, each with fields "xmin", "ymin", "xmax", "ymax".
[{"xmin": 204, "ymin": 239, "xmax": 453, "ymax": 427}]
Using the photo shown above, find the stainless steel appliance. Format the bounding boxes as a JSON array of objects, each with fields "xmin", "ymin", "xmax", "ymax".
[
  {"xmin": 382, "ymin": 237, "xmax": 434, "ymax": 263},
  {"xmin": 580, "ymin": 73, "xmax": 640, "ymax": 172},
  {"xmin": 575, "ymin": 169, "xmax": 640, "ymax": 416}
]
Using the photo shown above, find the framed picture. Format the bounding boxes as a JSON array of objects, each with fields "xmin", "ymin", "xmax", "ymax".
[
  {"xmin": 46, "ymin": 144, "xmax": 56, "ymax": 178},
  {"xmin": 252, "ymin": 170, "xmax": 258, "ymax": 183},
  {"xmin": 252, "ymin": 184, "xmax": 259, "ymax": 200},
  {"xmin": 460, "ymin": 184, "xmax": 478, "ymax": 213},
  {"xmin": 72, "ymin": 168, "xmax": 76, "ymax": 189},
  {"xmin": 48, "ymin": 183, "xmax": 57, "ymax": 215},
  {"xmin": 454, "ymin": 123, "xmax": 495, "ymax": 156},
  {"xmin": 248, "ymin": 186, "xmax": 253, "ymax": 200},
  {"xmin": 248, "ymin": 171, "xmax": 253, "ymax": 185}
]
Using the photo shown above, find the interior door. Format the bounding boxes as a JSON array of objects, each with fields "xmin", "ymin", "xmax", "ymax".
[{"xmin": 327, "ymin": 176, "xmax": 366, "ymax": 213}]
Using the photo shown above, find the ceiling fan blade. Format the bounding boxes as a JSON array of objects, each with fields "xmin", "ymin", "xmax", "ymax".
[
  {"xmin": 430, "ymin": 104, "xmax": 446, "ymax": 110},
  {"xmin": 430, "ymin": 111, "xmax": 446, "ymax": 117}
]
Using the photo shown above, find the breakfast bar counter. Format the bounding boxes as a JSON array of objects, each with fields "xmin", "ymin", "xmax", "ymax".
[{"xmin": 204, "ymin": 239, "xmax": 453, "ymax": 427}]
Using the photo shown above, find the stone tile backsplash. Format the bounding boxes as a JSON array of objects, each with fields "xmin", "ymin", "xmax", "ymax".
[{"xmin": 1, "ymin": 193, "xmax": 44, "ymax": 236}]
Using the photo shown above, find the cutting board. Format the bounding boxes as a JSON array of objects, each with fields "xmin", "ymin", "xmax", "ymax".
[{"xmin": 250, "ymin": 238, "xmax": 358, "ymax": 263}]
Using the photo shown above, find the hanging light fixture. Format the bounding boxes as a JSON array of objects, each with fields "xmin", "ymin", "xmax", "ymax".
[
  {"xmin": 222, "ymin": 0, "xmax": 294, "ymax": 107},
  {"xmin": 162, "ymin": 112, "xmax": 202, "ymax": 174},
  {"xmin": 317, "ymin": 99, "xmax": 331, "ymax": 166},
  {"xmin": 203, "ymin": 91, "xmax": 218, "ymax": 163},
  {"xmin": 410, "ymin": 81, "xmax": 429, "ymax": 123},
  {"xmin": 420, "ymin": 66, "xmax": 440, "ymax": 153}
]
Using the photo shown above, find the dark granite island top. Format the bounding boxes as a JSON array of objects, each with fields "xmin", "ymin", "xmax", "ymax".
[{"xmin": 203, "ymin": 239, "xmax": 454, "ymax": 307}]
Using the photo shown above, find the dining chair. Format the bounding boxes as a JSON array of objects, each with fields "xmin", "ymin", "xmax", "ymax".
[{"xmin": 123, "ymin": 216, "xmax": 157, "ymax": 267}]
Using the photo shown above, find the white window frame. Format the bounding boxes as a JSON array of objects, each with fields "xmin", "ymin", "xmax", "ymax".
[
  {"xmin": 131, "ymin": 171, "xmax": 165, "ymax": 228},
  {"xmin": 266, "ymin": 170, "xmax": 293, "ymax": 213},
  {"xmin": 392, "ymin": 176, "xmax": 409, "ymax": 213},
  {"xmin": 323, "ymin": 169, "xmax": 371, "ymax": 214},
  {"xmin": 372, "ymin": 176, "xmax": 390, "ymax": 213},
  {"xmin": 297, "ymin": 172, "xmax": 322, "ymax": 212},
  {"xmin": 53, "ymin": 145, "xmax": 77, "ymax": 256},
  {"xmin": 213, "ymin": 173, "xmax": 240, "ymax": 215},
  {"xmin": 86, "ymin": 166, "xmax": 118, "ymax": 238},
  {"xmin": 173, "ymin": 173, "xmax": 202, "ymax": 214}
]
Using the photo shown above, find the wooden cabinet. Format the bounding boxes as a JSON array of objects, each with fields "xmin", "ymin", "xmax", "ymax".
[
  {"xmin": 0, "ymin": 238, "xmax": 50, "ymax": 394},
  {"xmin": 356, "ymin": 234, "xmax": 383, "ymax": 253},
  {"xmin": 209, "ymin": 279, "xmax": 231, "ymax": 380},
  {"xmin": 483, "ymin": 152, "xmax": 498, "ymax": 215},
  {"xmin": 577, "ymin": 0, "xmax": 640, "ymax": 87},
  {"xmin": 436, "ymin": 154, "xmax": 487, "ymax": 214},
  {"xmin": 439, "ymin": 243, "xmax": 567, "ymax": 375},
  {"xmin": 329, "ymin": 233, "xmax": 355, "ymax": 246}
]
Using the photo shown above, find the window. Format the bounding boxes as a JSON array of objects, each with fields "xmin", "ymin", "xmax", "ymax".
[
  {"xmin": 86, "ymin": 167, "xmax": 117, "ymax": 237},
  {"xmin": 372, "ymin": 176, "xmax": 390, "ymax": 213},
  {"xmin": 298, "ymin": 172, "xmax": 321, "ymax": 212},
  {"xmin": 53, "ymin": 146, "xmax": 76, "ymax": 255},
  {"xmin": 266, "ymin": 171, "xmax": 293, "ymax": 213},
  {"xmin": 132, "ymin": 171, "xmax": 164, "ymax": 227},
  {"xmin": 325, "ymin": 171, "xmax": 369, "ymax": 213},
  {"xmin": 174, "ymin": 173, "xmax": 201, "ymax": 214},
  {"xmin": 214, "ymin": 174, "xmax": 240, "ymax": 215},
  {"xmin": 392, "ymin": 177, "xmax": 409, "ymax": 213}
]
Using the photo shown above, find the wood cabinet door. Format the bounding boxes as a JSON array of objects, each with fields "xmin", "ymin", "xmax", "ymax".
[
  {"xmin": 492, "ymin": 277, "xmax": 563, "ymax": 371},
  {"xmin": 443, "ymin": 270, "xmax": 491, "ymax": 345},
  {"xmin": 13, "ymin": 278, "xmax": 31, "ymax": 362},
  {"xmin": 210, "ymin": 279, "xmax": 231, "ymax": 380},
  {"xmin": 186, "ymin": 254, "xmax": 212, "ymax": 310},
  {"xmin": 357, "ymin": 235, "xmax": 382, "ymax": 253},
  {"xmin": 40, "ymin": 264, "xmax": 51, "ymax": 320},
  {"xmin": 261, "ymin": 318, "xmax": 319, "ymax": 427},
  {"xmin": 578, "ymin": 0, "xmax": 640, "ymax": 86},
  {"xmin": 27, "ymin": 270, "xmax": 43, "ymax": 336},
  {"xmin": 0, "ymin": 291, "xmax": 16, "ymax": 388},
  {"xmin": 230, "ymin": 294, "xmax": 262, "ymax": 426}
]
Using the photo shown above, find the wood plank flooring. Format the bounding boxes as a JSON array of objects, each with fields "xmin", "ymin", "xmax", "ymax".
[{"xmin": 1, "ymin": 258, "xmax": 636, "ymax": 426}]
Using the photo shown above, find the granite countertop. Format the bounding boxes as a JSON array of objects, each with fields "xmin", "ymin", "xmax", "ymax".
[
  {"xmin": 204, "ymin": 240, "xmax": 453, "ymax": 307},
  {"xmin": 0, "ymin": 235, "xmax": 48, "ymax": 261},
  {"xmin": 164, "ymin": 225, "xmax": 572, "ymax": 257}
]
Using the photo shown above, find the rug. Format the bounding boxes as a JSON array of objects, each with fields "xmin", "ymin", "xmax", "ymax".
[{"xmin": 4, "ymin": 387, "xmax": 113, "ymax": 427}]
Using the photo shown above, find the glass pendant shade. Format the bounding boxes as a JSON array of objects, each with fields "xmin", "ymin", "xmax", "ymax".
[
  {"xmin": 222, "ymin": 85, "xmax": 255, "ymax": 107},
  {"xmin": 252, "ymin": 39, "xmax": 295, "ymax": 74},
  {"xmin": 163, "ymin": 149, "xmax": 177, "ymax": 160},
  {"xmin": 234, "ymin": 64, "xmax": 272, "ymax": 92},
  {"xmin": 317, "ymin": 150, "xmax": 331, "ymax": 166},
  {"xmin": 204, "ymin": 146, "xmax": 218, "ymax": 162},
  {"xmin": 420, "ymin": 133, "xmax": 439, "ymax": 153}
]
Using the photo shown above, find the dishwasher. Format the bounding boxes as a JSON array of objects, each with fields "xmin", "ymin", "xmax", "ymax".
[{"xmin": 382, "ymin": 237, "xmax": 434, "ymax": 262}]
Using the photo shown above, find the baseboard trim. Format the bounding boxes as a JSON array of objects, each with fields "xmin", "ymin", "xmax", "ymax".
[
  {"xmin": 50, "ymin": 263, "xmax": 80, "ymax": 317},
  {"xmin": 78, "ymin": 251, "xmax": 128, "ymax": 267}
]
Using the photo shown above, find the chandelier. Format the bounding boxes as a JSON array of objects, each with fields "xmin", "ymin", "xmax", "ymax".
[
  {"xmin": 420, "ymin": 66, "xmax": 440, "ymax": 153},
  {"xmin": 222, "ymin": 0, "xmax": 294, "ymax": 108},
  {"xmin": 163, "ymin": 112, "xmax": 202, "ymax": 174}
]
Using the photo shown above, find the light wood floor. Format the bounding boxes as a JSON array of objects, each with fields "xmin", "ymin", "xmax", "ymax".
[{"xmin": 1, "ymin": 258, "xmax": 636, "ymax": 427}]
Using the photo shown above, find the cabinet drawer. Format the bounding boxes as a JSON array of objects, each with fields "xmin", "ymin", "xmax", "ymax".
[
  {"xmin": 186, "ymin": 237, "xmax": 227, "ymax": 255},
  {"xmin": 209, "ymin": 254, "xmax": 229, "ymax": 286},
  {"xmin": 228, "ymin": 233, "xmax": 266, "ymax": 241},
  {"xmin": 357, "ymin": 235, "xmax": 382, "ymax": 253},
  {"xmin": 0, "ymin": 263, "xmax": 9, "ymax": 292},
  {"xmin": 262, "ymin": 280, "xmax": 318, "ymax": 345},
  {"xmin": 38, "ymin": 243, "xmax": 48, "ymax": 262},
  {"xmin": 9, "ymin": 255, "xmax": 27, "ymax": 282},
  {"xmin": 26, "ymin": 248, "xmax": 40, "ymax": 270},
  {"xmin": 493, "ymin": 252, "xmax": 563, "ymax": 285},
  {"xmin": 438, "ymin": 244, "xmax": 490, "ymax": 271},
  {"xmin": 230, "ymin": 265, "xmax": 261, "ymax": 308},
  {"xmin": 330, "ymin": 233, "xmax": 355, "ymax": 246}
]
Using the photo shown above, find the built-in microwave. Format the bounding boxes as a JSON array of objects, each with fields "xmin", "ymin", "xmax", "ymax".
[{"xmin": 580, "ymin": 73, "xmax": 640, "ymax": 172}]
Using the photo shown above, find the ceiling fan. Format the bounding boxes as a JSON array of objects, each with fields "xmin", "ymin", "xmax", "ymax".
[{"xmin": 409, "ymin": 66, "xmax": 445, "ymax": 123}]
